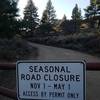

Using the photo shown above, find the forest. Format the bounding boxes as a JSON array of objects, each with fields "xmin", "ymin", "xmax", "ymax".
[{"xmin": 0, "ymin": 0, "xmax": 100, "ymax": 61}]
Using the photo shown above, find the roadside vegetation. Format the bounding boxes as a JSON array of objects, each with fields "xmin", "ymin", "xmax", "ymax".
[{"xmin": 0, "ymin": 36, "xmax": 38, "ymax": 62}]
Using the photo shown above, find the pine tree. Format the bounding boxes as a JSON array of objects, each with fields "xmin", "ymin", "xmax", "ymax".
[
  {"xmin": 84, "ymin": 0, "xmax": 100, "ymax": 29},
  {"xmin": 23, "ymin": 0, "xmax": 39, "ymax": 34},
  {"xmin": 41, "ymin": 10, "xmax": 48, "ymax": 24},
  {"xmin": 46, "ymin": 0, "xmax": 56, "ymax": 24},
  {"xmin": 90, "ymin": 0, "xmax": 96, "ymax": 5},
  {"xmin": 41, "ymin": 0, "xmax": 56, "ymax": 25},
  {"xmin": 39, "ymin": 0, "xmax": 56, "ymax": 35},
  {"xmin": 61, "ymin": 15, "xmax": 67, "ymax": 23},
  {"xmin": 71, "ymin": 4, "xmax": 82, "ymax": 33},
  {"xmin": 0, "ymin": 0, "xmax": 19, "ymax": 38},
  {"xmin": 38, "ymin": 10, "xmax": 53, "ymax": 35},
  {"xmin": 58, "ymin": 15, "xmax": 67, "ymax": 33},
  {"xmin": 84, "ymin": 4, "xmax": 97, "ymax": 18},
  {"xmin": 84, "ymin": 0, "xmax": 100, "ymax": 18},
  {"xmin": 72, "ymin": 4, "xmax": 82, "ymax": 20}
]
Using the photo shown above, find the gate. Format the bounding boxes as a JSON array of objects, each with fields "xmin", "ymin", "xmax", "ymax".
[{"xmin": 0, "ymin": 62, "xmax": 100, "ymax": 100}]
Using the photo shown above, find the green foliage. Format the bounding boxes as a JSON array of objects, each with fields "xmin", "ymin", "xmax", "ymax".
[
  {"xmin": 71, "ymin": 4, "xmax": 82, "ymax": 20},
  {"xmin": 84, "ymin": 0, "xmax": 100, "ymax": 29},
  {"xmin": 40, "ymin": 0, "xmax": 56, "ymax": 25},
  {"xmin": 39, "ymin": 10, "xmax": 53, "ymax": 35},
  {"xmin": 71, "ymin": 4, "xmax": 82, "ymax": 33},
  {"xmin": 38, "ymin": 0, "xmax": 56, "ymax": 35},
  {"xmin": 58, "ymin": 15, "xmax": 67, "ymax": 33},
  {"xmin": 84, "ymin": 5, "xmax": 97, "ymax": 18},
  {"xmin": 59, "ymin": 15, "xmax": 67, "ymax": 26},
  {"xmin": 84, "ymin": 0, "xmax": 100, "ymax": 18},
  {"xmin": 0, "ymin": 0, "xmax": 19, "ymax": 38},
  {"xmin": 0, "ymin": 37, "xmax": 38, "ymax": 61},
  {"xmin": 23, "ymin": 0, "xmax": 39, "ymax": 34},
  {"xmin": 45, "ymin": 0, "xmax": 56, "ymax": 25},
  {"xmin": 41, "ymin": 10, "xmax": 48, "ymax": 24},
  {"xmin": 91, "ymin": 0, "xmax": 97, "ymax": 5}
]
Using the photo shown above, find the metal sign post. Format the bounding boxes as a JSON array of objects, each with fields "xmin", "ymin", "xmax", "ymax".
[{"xmin": 16, "ymin": 61, "xmax": 86, "ymax": 100}]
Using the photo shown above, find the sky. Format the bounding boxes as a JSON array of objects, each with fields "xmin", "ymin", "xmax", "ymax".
[{"xmin": 17, "ymin": 0, "xmax": 90, "ymax": 19}]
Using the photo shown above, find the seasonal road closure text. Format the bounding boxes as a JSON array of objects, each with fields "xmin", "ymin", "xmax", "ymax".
[{"xmin": 17, "ymin": 62, "xmax": 85, "ymax": 100}]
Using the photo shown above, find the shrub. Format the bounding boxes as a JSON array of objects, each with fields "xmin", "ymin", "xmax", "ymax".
[{"xmin": 0, "ymin": 37, "xmax": 38, "ymax": 62}]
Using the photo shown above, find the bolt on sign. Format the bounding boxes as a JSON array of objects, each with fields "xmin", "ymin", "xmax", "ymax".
[{"xmin": 16, "ymin": 61, "xmax": 86, "ymax": 100}]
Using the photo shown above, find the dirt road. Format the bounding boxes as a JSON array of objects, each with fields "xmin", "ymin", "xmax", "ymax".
[
  {"xmin": 0, "ymin": 42, "xmax": 100, "ymax": 100},
  {"xmin": 29, "ymin": 42, "xmax": 100, "ymax": 62}
]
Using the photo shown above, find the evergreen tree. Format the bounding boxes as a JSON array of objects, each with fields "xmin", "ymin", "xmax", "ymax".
[
  {"xmin": 72, "ymin": 4, "xmax": 82, "ymax": 20},
  {"xmin": 41, "ymin": 10, "xmax": 48, "ymax": 24},
  {"xmin": 39, "ymin": 10, "xmax": 52, "ymax": 35},
  {"xmin": 45, "ymin": 0, "xmax": 56, "ymax": 25},
  {"xmin": 71, "ymin": 4, "xmax": 82, "ymax": 33},
  {"xmin": 84, "ymin": 4, "xmax": 97, "ymax": 18},
  {"xmin": 96, "ymin": 0, "xmax": 100, "ymax": 10},
  {"xmin": 84, "ymin": 0, "xmax": 100, "ymax": 28},
  {"xmin": 84, "ymin": 0, "xmax": 100, "ymax": 18},
  {"xmin": 58, "ymin": 15, "xmax": 67, "ymax": 33},
  {"xmin": 90, "ymin": 0, "xmax": 96, "ymax": 5},
  {"xmin": 23, "ymin": 0, "xmax": 39, "ymax": 34},
  {"xmin": 39, "ymin": 0, "xmax": 56, "ymax": 35},
  {"xmin": 41, "ymin": 0, "xmax": 56, "ymax": 25},
  {"xmin": 61, "ymin": 15, "xmax": 67, "ymax": 23},
  {"xmin": 0, "ymin": 0, "xmax": 19, "ymax": 38}
]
